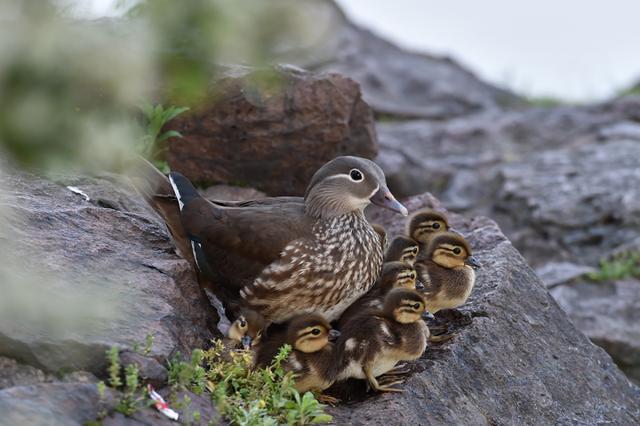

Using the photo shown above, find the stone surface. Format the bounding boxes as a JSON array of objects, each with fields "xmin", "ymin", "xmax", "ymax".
[
  {"xmin": 102, "ymin": 389, "xmax": 223, "ymax": 426},
  {"xmin": 0, "ymin": 168, "xmax": 217, "ymax": 376},
  {"xmin": 273, "ymin": 0, "xmax": 522, "ymax": 119},
  {"xmin": 332, "ymin": 193, "xmax": 640, "ymax": 425},
  {"xmin": 201, "ymin": 184, "xmax": 266, "ymax": 202},
  {"xmin": 551, "ymin": 279, "xmax": 640, "ymax": 384},
  {"xmin": 535, "ymin": 262, "xmax": 596, "ymax": 289},
  {"xmin": 119, "ymin": 351, "xmax": 168, "ymax": 389},
  {"xmin": 0, "ymin": 382, "xmax": 116, "ymax": 426},
  {"xmin": 167, "ymin": 64, "xmax": 378, "ymax": 195},
  {"xmin": 0, "ymin": 357, "xmax": 50, "ymax": 390},
  {"xmin": 377, "ymin": 99, "xmax": 640, "ymax": 205}
]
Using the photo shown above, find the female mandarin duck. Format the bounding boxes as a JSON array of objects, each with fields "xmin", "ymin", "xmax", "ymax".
[{"xmin": 169, "ymin": 156, "xmax": 407, "ymax": 323}]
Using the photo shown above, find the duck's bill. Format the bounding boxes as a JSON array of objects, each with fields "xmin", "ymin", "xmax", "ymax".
[
  {"xmin": 465, "ymin": 256, "xmax": 482, "ymax": 269},
  {"xmin": 241, "ymin": 335, "xmax": 252, "ymax": 350},
  {"xmin": 370, "ymin": 188, "xmax": 408, "ymax": 216},
  {"xmin": 421, "ymin": 311, "xmax": 435, "ymax": 320},
  {"xmin": 328, "ymin": 329, "xmax": 341, "ymax": 341}
]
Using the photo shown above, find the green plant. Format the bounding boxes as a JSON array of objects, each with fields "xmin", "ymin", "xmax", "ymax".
[
  {"xmin": 587, "ymin": 252, "xmax": 640, "ymax": 281},
  {"xmin": 202, "ymin": 340, "xmax": 332, "ymax": 425},
  {"xmin": 138, "ymin": 103, "xmax": 189, "ymax": 173},
  {"xmin": 168, "ymin": 348, "xmax": 207, "ymax": 394},
  {"xmin": 104, "ymin": 346, "xmax": 148, "ymax": 416}
]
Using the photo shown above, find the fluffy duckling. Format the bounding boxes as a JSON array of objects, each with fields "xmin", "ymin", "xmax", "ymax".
[
  {"xmin": 254, "ymin": 313, "xmax": 341, "ymax": 395},
  {"xmin": 337, "ymin": 261, "xmax": 420, "ymax": 329},
  {"xmin": 226, "ymin": 309, "xmax": 268, "ymax": 350},
  {"xmin": 406, "ymin": 209, "xmax": 449, "ymax": 261},
  {"xmin": 384, "ymin": 236, "xmax": 419, "ymax": 266},
  {"xmin": 336, "ymin": 289, "xmax": 429, "ymax": 393},
  {"xmin": 415, "ymin": 232, "xmax": 480, "ymax": 314}
]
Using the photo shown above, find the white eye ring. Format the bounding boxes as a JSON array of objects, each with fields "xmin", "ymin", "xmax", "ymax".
[{"xmin": 349, "ymin": 169, "xmax": 364, "ymax": 182}]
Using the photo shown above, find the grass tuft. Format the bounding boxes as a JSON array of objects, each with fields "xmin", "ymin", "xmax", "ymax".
[{"xmin": 587, "ymin": 252, "xmax": 640, "ymax": 281}]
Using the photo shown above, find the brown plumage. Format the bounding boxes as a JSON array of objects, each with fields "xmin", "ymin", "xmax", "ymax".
[
  {"xmin": 337, "ymin": 261, "xmax": 419, "ymax": 329},
  {"xmin": 415, "ymin": 232, "xmax": 480, "ymax": 313},
  {"xmin": 253, "ymin": 313, "xmax": 341, "ymax": 394},
  {"xmin": 169, "ymin": 156, "xmax": 407, "ymax": 323},
  {"xmin": 335, "ymin": 289, "xmax": 429, "ymax": 392},
  {"xmin": 384, "ymin": 236, "xmax": 419, "ymax": 266},
  {"xmin": 406, "ymin": 209, "xmax": 449, "ymax": 262}
]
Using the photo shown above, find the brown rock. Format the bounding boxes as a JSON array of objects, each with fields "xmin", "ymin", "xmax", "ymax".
[{"xmin": 167, "ymin": 65, "xmax": 378, "ymax": 195}]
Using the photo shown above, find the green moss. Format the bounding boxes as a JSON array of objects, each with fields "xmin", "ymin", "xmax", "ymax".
[{"xmin": 587, "ymin": 252, "xmax": 640, "ymax": 281}]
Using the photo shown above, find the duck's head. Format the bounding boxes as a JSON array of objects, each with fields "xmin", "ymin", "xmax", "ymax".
[
  {"xmin": 383, "ymin": 288, "xmax": 426, "ymax": 324},
  {"xmin": 286, "ymin": 313, "xmax": 340, "ymax": 353},
  {"xmin": 379, "ymin": 261, "xmax": 420, "ymax": 292},
  {"xmin": 407, "ymin": 209, "xmax": 449, "ymax": 245},
  {"xmin": 425, "ymin": 232, "xmax": 481, "ymax": 270},
  {"xmin": 227, "ymin": 309, "xmax": 267, "ymax": 350},
  {"xmin": 304, "ymin": 156, "xmax": 407, "ymax": 218},
  {"xmin": 385, "ymin": 236, "xmax": 419, "ymax": 266}
]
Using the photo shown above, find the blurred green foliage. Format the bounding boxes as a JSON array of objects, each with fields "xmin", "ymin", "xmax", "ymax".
[
  {"xmin": 0, "ymin": 0, "xmax": 312, "ymax": 174},
  {"xmin": 588, "ymin": 252, "xmax": 640, "ymax": 281},
  {"xmin": 138, "ymin": 103, "xmax": 189, "ymax": 173}
]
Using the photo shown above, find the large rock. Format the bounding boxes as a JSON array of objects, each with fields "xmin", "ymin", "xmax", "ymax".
[
  {"xmin": 377, "ymin": 98, "xmax": 640, "ymax": 205},
  {"xmin": 551, "ymin": 279, "xmax": 640, "ymax": 384},
  {"xmin": 334, "ymin": 194, "xmax": 640, "ymax": 425},
  {"xmin": 0, "ymin": 382, "xmax": 116, "ymax": 426},
  {"xmin": 167, "ymin": 65, "xmax": 378, "ymax": 195},
  {"xmin": 272, "ymin": 0, "xmax": 522, "ymax": 119},
  {"xmin": 0, "ymin": 168, "xmax": 216, "ymax": 376}
]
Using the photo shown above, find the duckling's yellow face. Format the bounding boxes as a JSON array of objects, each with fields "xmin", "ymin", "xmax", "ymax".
[
  {"xmin": 294, "ymin": 324, "xmax": 331, "ymax": 353},
  {"xmin": 228, "ymin": 315, "xmax": 263, "ymax": 349},
  {"xmin": 411, "ymin": 219, "xmax": 448, "ymax": 244},
  {"xmin": 393, "ymin": 297, "xmax": 426, "ymax": 324},
  {"xmin": 394, "ymin": 268, "xmax": 417, "ymax": 289},
  {"xmin": 432, "ymin": 243, "xmax": 469, "ymax": 269},
  {"xmin": 400, "ymin": 245, "xmax": 419, "ymax": 266}
]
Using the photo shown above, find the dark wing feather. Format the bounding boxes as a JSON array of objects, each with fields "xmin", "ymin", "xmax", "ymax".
[{"xmin": 180, "ymin": 199, "xmax": 313, "ymax": 293}]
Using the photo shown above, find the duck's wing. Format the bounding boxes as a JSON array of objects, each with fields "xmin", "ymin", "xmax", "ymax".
[
  {"xmin": 169, "ymin": 172, "xmax": 313, "ymax": 293},
  {"xmin": 210, "ymin": 196, "xmax": 304, "ymax": 207}
]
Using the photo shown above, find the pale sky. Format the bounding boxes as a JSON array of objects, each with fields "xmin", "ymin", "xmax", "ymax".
[{"xmin": 76, "ymin": 0, "xmax": 640, "ymax": 101}]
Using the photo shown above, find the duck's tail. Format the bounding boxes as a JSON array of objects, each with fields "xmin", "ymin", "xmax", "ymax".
[{"xmin": 168, "ymin": 172, "xmax": 201, "ymax": 212}]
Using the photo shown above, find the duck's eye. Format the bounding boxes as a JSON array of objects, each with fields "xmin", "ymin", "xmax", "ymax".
[
  {"xmin": 432, "ymin": 223, "xmax": 440, "ymax": 229},
  {"xmin": 349, "ymin": 169, "xmax": 363, "ymax": 181},
  {"xmin": 311, "ymin": 328, "xmax": 321, "ymax": 336},
  {"xmin": 413, "ymin": 303, "xmax": 421, "ymax": 309},
  {"xmin": 453, "ymin": 247, "xmax": 461, "ymax": 255},
  {"xmin": 239, "ymin": 320, "xmax": 247, "ymax": 328}
]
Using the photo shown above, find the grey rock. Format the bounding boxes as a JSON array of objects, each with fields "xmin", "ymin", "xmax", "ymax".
[
  {"xmin": 333, "ymin": 193, "xmax": 640, "ymax": 425},
  {"xmin": 0, "ymin": 357, "xmax": 50, "ymax": 390},
  {"xmin": 497, "ymin": 139, "xmax": 640, "ymax": 267},
  {"xmin": 282, "ymin": 0, "xmax": 522, "ymax": 119},
  {"xmin": 535, "ymin": 262, "xmax": 596, "ymax": 288},
  {"xmin": 119, "ymin": 351, "xmax": 168, "ymax": 389},
  {"xmin": 551, "ymin": 279, "xmax": 640, "ymax": 384},
  {"xmin": 0, "ymin": 168, "xmax": 216, "ymax": 376},
  {"xmin": 0, "ymin": 382, "xmax": 116, "ymax": 426}
]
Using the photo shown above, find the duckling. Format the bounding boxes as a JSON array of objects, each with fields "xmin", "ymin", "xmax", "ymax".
[
  {"xmin": 384, "ymin": 236, "xmax": 419, "ymax": 266},
  {"xmin": 415, "ymin": 232, "xmax": 480, "ymax": 314},
  {"xmin": 169, "ymin": 156, "xmax": 407, "ymax": 323},
  {"xmin": 337, "ymin": 261, "xmax": 420, "ymax": 329},
  {"xmin": 336, "ymin": 289, "xmax": 429, "ymax": 393},
  {"xmin": 226, "ymin": 309, "xmax": 268, "ymax": 350},
  {"xmin": 254, "ymin": 313, "xmax": 341, "ymax": 396},
  {"xmin": 406, "ymin": 209, "xmax": 449, "ymax": 262}
]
